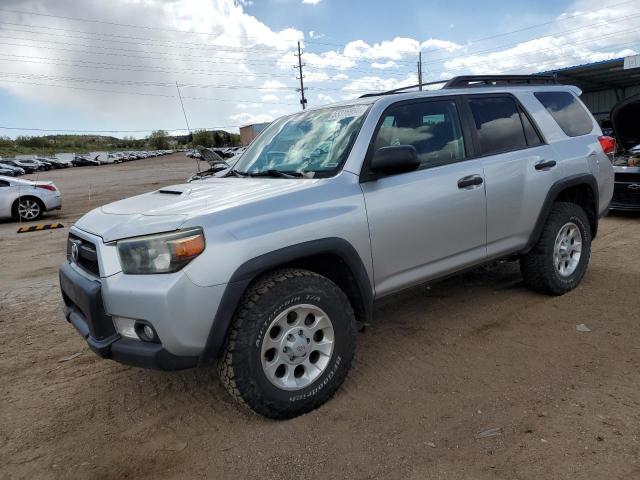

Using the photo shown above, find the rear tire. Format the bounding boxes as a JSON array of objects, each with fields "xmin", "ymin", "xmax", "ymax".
[
  {"xmin": 218, "ymin": 268, "xmax": 356, "ymax": 419},
  {"xmin": 520, "ymin": 202, "xmax": 591, "ymax": 295}
]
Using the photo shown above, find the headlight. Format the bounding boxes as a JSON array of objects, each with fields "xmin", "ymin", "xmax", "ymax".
[{"xmin": 117, "ymin": 228, "xmax": 205, "ymax": 274}]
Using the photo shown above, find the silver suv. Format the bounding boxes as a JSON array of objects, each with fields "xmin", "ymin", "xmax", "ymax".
[{"xmin": 59, "ymin": 75, "xmax": 614, "ymax": 419}]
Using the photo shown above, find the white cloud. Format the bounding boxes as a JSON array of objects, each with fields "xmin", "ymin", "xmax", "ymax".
[
  {"xmin": 317, "ymin": 93, "xmax": 335, "ymax": 104},
  {"xmin": 435, "ymin": 1, "xmax": 640, "ymax": 77},
  {"xmin": 421, "ymin": 38, "xmax": 462, "ymax": 52},
  {"xmin": 371, "ymin": 61, "xmax": 398, "ymax": 69},
  {"xmin": 260, "ymin": 79, "xmax": 289, "ymax": 91},
  {"xmin": 229, "ymin": 112, "xmax": 274, "ymax": 125},
  {"xmin": 309, "ymin": 30, "xmax": 325, "ymax": 39},
  {"xmin": 342, "ymin": 73, "xmax": 418, "ymax": 94},
  {"xmin": 302, "ymin": 0, "xmax": 322, "ymax": 4},
  {"xmin": 261, "ymin": 94, "xmax": 279, "ymax": 102}
]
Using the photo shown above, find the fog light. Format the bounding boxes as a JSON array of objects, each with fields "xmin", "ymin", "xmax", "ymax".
[
  {"xmin": 135, "ymin": 322, "xmax": 158, "ymax": 342},
  {"xmin": 142, "ymin": 325, "xmax": 155, "ymax": 341}
]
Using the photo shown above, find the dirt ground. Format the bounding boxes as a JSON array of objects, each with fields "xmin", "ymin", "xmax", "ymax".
[{"xmin": 1, "ymin": 153, "xmax": 640, "ymax": 480}]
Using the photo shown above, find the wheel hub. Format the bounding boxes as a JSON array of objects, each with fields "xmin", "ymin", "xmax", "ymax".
[
  {"xmin": 283, "ymin": 329, "xmax": 311, "ymax": 364},
  {"xmin": 260, "ymin": 304, "xmax": 335, "ymax": 391},
  {"xmin": 553, "ymin": 221, "xmax": 582, "ymax": 277}
]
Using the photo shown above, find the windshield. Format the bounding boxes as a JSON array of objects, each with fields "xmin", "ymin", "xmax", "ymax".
[{"xmin": 232, "ymin": 104, "xmax": 370, "ymax": 177}]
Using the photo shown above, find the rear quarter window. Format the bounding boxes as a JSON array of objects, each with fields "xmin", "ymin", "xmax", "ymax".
[{"xmin": 534, "ymin": 91, "xmax": 593, "ymax": 137}]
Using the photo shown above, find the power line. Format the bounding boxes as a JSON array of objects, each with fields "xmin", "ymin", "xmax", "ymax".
[
  {"xmin": 420, "ymin": 14, "xmax": 640, "ymax": 65},
  {"xmin": 0, "ymin": 25, "xmax": 291, "ymax": 54},
  {"xmin": 0, "ymin": 41, "xmax": 294, "ymax": 68},
  {"xmin": 0, "ymin": 79, "xmax": 301, "ymax": 104},
  {"xmin": 422, "ymin": 34, "xmax": 640, "ymax": 78},
  {"xmin": 0, "ymin": 54, "xmax": 295, "ymax": 79},
  {"xmin": 0, "ymin": 70, "xmax": 298, "ymax": 91},
  {"xmin": 0, "ymin": 7, "xmax": 311, "ymax": 45}
]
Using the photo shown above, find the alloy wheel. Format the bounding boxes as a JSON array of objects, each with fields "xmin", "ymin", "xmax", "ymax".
[{"xmin": 260, "ymin": 304, "xmax": 335, "ymax": 391}]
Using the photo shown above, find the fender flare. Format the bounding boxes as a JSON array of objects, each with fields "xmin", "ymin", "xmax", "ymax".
[
  {"xmin": 524, "ymin": 173, "xmax": 599, "ymax": 251},
  {"xmin": 198, "ymin": 237, "xmax": 373, "ymax": 365}
]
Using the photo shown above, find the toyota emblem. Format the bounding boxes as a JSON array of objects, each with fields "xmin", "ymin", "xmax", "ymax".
[
  {"xmin": 70, "ymin": 240, "xmax": 80, "ymax": 263},
  {"xmin": 628, "ymin": 184, "xmax": 640, "ymax": 190}
]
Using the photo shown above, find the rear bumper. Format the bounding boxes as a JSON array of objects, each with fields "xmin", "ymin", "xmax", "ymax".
[
  {"xmin": 59, "ymin": 261, "xmax": 198, "ymax": 370},
  {"xmin": 43, "ymin": 195, "xmax": 62, "ymax": 212}
]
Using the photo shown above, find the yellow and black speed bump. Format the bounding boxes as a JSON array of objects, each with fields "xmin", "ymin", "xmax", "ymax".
[{"xmin": 17, "ymin": 223, "xmax": 64, "ymax": 234}]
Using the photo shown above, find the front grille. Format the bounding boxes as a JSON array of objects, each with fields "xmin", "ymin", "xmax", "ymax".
[
  {"xmin": 612, "ymin": 184, "xmax": 640, "ymax": 206},
  {"xmin": 67, "ymin": 233, "xmax": 100, "ymax": 276},
  {"xmin": 615, "ymin": 172, "xmax": 640, "ymax": 183}
]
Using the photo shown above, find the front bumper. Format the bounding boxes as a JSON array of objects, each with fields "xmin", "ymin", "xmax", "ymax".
[
  {"xmin": 611, "ymin": 182, "xmax": 640, "ymax": 211},
  {"xmin": 59, "ymin": 261, "xmax": 198, "ymax": 370},
  {"xmin": 611, "ymin": 167, "xmax": 640, "ymax": 211}
]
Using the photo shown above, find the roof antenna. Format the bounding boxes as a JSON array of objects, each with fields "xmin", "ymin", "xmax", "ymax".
[{"xmin": 175, "ymin": 81, "xmax": 199, "ymax": 174}]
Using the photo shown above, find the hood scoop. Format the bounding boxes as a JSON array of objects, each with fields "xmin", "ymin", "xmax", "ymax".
[{"xmin": 156, "ymin": 186, "xmax": 191, "ymax": 196}]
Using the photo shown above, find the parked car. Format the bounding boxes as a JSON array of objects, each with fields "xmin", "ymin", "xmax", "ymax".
[
  {"xmin": 59, "ymin": 75, "xmax": 613, "ymax": 419},
  {"xmin": 187, "ymin": 152, "xmax": 242, "ymax": 182},
  {"xmin": 0, "ymin": 165, "xmax": 18, "ymax": 177},
  {"xmin": 72, "ymin": 155, "xmax": 100, "ymax": 167},
  {"xmin": 609, "ymin": 93, "xmax": 640, "ymax": 211},
  {"xmin": 0, "ymin": 162, "xmax": 26, "ymax": 176},
  {"xmin": 39, "ymin": 156, "xmax": 71, "ymax": 169},
  {"xmin": 2, "ymin": 158, "xmax": 44, "ymax": 173},
  {"xmin": 0, "ymin": 175, "xmax": 61, "ymax": 221}
]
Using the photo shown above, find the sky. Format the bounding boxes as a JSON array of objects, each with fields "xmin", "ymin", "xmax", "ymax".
[{"xmin": 0, "ymin": 0, "xmax": 638, "ymax": 138}]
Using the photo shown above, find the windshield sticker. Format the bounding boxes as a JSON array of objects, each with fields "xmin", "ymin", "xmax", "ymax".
[{"xmin": 328, "ymin": 105, "xmax": 369, "ymax": 121}]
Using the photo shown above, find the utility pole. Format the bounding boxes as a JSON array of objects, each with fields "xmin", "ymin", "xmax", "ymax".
[
  {"xmin": 295, "ymin": 41, "xmax": 307, "ymax": 110},
  {"xmin": 418, "ymin": 51, "xmax": 423, "ymax": 91}
]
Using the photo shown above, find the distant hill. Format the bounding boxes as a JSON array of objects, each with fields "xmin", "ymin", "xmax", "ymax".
[{"xmin": 0, "ymin": 129, "xmax": 240, "ymax": 157}]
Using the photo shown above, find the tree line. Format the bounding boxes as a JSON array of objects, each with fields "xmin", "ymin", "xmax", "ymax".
[{"xmin": 0, "ymin": 129, "xmax": 240, "ymax": 156}]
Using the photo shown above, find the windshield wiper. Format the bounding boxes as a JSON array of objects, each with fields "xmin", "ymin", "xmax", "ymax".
[
  {"xmin": 227, "ymin": 169, "xmax": 249, "ymax": 177},
  {"xmin": 247, "ymin": 169, "xmax": 304, "ymax": 178}
]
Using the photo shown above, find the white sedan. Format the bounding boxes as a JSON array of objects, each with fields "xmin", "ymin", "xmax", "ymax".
[{"xmin": 0, "ymin": 175, "xmax": 62, "ymax": 221}]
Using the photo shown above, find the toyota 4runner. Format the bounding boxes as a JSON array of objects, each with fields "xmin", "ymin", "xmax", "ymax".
[{"xmin": 59, "ymin": 75, "xmax": 614, "ymax": 419}]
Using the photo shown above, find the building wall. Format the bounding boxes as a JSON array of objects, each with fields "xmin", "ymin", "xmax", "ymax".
[
  {"xmin": 239, "ymin": 122, "xmax": 270, "ymax": 146},
  {"xmin": 581, "ymin": 85, "xmax": 640, "ymax": 122}
]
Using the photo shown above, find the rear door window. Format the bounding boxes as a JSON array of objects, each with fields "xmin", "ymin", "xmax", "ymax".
[
  {"xmin": 534, "ymin": 91, "xmax": 593, "ymax": 137},
  {"xmin": 467, "ymin": 96, "xmax": 528, "ymax": 155},
  {"xmin": 520, "ymin": 108, "xmax": 543, "ymax": 147}
]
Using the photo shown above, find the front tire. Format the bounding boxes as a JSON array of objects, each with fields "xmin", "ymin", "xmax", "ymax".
[
  {"xmin": 218, "ymin": 269, "xmax": 356, "ymax": 419},
  {"xmin": 520, "ymin": 202, "xmax": 591, "ymax": 295}
]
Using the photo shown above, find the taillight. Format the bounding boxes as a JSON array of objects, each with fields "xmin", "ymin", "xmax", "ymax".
[
  {"xmin": 598, "ymin": 135, "xmax": 616, "ymax": 155},
  {"xmin": 37, "ymin": 184, "xmax": 57, "ymax": 191}
]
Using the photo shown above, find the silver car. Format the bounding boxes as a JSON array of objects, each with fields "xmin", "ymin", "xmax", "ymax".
[
  {"xmin": 59, "ymin": 75, "xmax": 613, "ymax": 419},
  {"xmin": 0, "ymin": 175, "xmax": 62, "ymax": 221}
]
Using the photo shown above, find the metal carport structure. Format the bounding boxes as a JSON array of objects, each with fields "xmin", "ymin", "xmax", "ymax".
[{"xmin": 540, "ymin": 56, "xmax": 640, "ymax": 122}]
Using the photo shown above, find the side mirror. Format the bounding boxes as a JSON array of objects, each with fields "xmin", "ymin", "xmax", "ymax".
[{"xmin": 369, "ymin": 145, "xmax": 420, "ymax": 176}]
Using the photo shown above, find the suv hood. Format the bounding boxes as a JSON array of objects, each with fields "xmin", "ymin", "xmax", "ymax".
[
  {"xmin": 75, "ymin": 178, "xmax": 320, "ymax": 242},
  {"xmin": 611, "ymin": 94, "xmax": 640, "ymax": 152}
]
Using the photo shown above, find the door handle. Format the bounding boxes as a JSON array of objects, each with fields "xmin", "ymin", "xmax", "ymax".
[
  {"xmin": 457, "ymin": 175, "xmax": 483, "ymax": 189},
  {"xmin": 535, "ymin": 160, "xmax": 557, "ymax": 170}
]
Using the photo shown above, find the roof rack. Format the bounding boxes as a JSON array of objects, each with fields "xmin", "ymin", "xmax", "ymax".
[
  {"xmin": 359, "ymin": 74, "xmax": 558, "ymax": 98},
  {"xmin": 442, "ymin": 74, "xmax": 557, "ymax": 89},
  {"xmin": 359, "ymin": 80, "xmax": 448, "ymax": 98}
]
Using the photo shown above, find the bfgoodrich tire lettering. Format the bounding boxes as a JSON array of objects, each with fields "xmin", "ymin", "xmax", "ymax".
[
  {"xmin": 218, "ymin": 268, "xmax": 356, "ymax": 419},
  {"xmin": 520, "ymin": 202, "xmax": 592, "ymax": 295}
]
